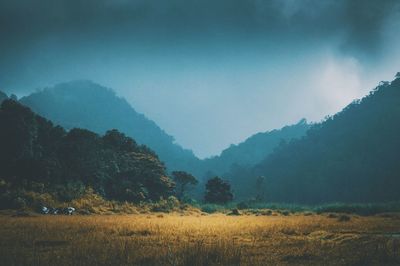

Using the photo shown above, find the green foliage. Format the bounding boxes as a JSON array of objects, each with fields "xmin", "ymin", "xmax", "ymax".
[
  {"xmin": 151, "ymin": 196, "xmax": 181, "ymax": 212},
  {"xmin": 0, "ymin": 100, "xmax": 174, "ymax": 206},
  {"xmin": 204, "ymin": 177, "xmax": 233, "ymax": 204}
]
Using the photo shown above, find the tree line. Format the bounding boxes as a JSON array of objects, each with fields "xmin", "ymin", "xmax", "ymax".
[{"xmin": 0, "ymin": 99, "xmax": 234, "ymax": 209}]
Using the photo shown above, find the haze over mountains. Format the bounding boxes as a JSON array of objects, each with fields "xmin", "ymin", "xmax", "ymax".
[
  {"xmin": 16, "ymin": 81, "xmax": 309, "ymax": 178},
  {"xmin": 1, "ymin": 73, "xmax": 400, "ymax": 203},
  {"xmin": 228, "ymin": 74, "xmax": 400, "ymax": 203},
  {"xmin": 202, "ymin": 120, "xmax": 310, "ymax": 177},
  {"xmin": 19, "ymin": 81, "xmax": 201, "ymax": 175}
]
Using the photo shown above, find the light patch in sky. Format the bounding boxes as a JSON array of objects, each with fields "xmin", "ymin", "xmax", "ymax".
[{"xmin": 310, "ymin": 55, "xmax": 364, "ymax": 119}]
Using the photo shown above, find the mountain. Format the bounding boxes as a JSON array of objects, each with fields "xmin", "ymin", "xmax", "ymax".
[
  {"xmin": 19, "ymin": 81, "xmax": 201, "ymax": 174},
  {"xmin": 0, "ymin": 99, "xmax": 173, "ymax": 208},
  {"xmin": 235, "ymin": 75, "xmax": 400, "ymax": 203},
  {"xmin": 202, "ymin": 119, "xmax": 310, "ymax": 177},
  {"xmin": 18, "ymin": 81, "xmax": 311, "ymax": 181}
]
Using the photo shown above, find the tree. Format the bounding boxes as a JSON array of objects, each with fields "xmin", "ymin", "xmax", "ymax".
[
  {"xmin": 0, "ymin": 100, "xmax": 175, "ymax": 204},
  {"xmin": 171, "ymin": 171, "xmax": 198, "ymax": 200},
  {"xmin": 204, "ymin": 177, "xmax": 233, "ymax": 204}
]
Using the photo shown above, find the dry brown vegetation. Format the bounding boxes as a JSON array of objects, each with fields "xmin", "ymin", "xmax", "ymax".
[{"xmin": 1, "ymin": 212, "xmax": 400, "ymax": 265}]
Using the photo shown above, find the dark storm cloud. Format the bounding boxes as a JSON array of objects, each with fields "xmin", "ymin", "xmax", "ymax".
[{"xmin": 1, "ymin": 0, "xmax": 399, "ymax": 53}]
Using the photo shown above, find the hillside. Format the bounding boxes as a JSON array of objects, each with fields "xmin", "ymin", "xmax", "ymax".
[
  {"xmin": 237, "ymin": 75, "xmax": 400, "ymax": 203},
  {"xmin": 0, "ymin": 99, "xmax": 174, "ymax": 208},
  {"xmin": 202, "ymin": 119, "xmax": 310, "ymax": 177},
  {"xmin": 19, "ymin": 81, "xmax": 201, "ymax": 174}
]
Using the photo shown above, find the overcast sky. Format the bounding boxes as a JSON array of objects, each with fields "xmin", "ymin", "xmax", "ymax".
[{"xmin": 1, "ymin": 0, "xmax": 400, "ymax": 158}]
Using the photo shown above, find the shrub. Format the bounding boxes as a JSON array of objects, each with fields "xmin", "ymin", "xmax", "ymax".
[
  {"xmin": 151, "ymin": 196, "xmax": 181, "ymax": 212},
  {"xmin": 201, "ymin": 204, "xmax": 225, "ymax": 214},
  {"xmin": 70, "ymin": 187, "xmax": 110, "ymax": 213},
  {"xmin": 23, "ymin": 191, "xmax": 58, "ymax": 210},
  {"xmin": 227, "ymin": 208, "xmax": 241, "ymax": 216}
]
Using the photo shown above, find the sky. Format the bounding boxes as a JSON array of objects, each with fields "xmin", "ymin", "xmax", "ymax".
[{"xmin": 1, "ymin": 0, "xmax": 400, "ymax": 158}]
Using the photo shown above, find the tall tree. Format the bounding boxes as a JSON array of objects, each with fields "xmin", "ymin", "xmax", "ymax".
[
  {"xmin": 204, "ymin": 177, "xmax": 233, "ymax": 204},
  {"xmin": 172, "ymin": 171, "xmax": 198, "ymax": 200}
]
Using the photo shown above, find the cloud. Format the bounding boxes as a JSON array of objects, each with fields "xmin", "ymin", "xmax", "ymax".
[
  {"xmin": 0, "ymin": 0, "xmax": 399, "ymax": 157},
  {"xmin": 1, "ymin": 0, "xmax": 399, "ymax": 53}
]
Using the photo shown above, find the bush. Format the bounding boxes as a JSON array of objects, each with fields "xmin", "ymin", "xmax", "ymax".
[
  {"xmin": 23, "ymin": 191, "xmax": 58, "ymax": 210},
  {"xmin": 70, "ymin": 187, "xmax": 110, "ymax": 213},
  {"xmin": 151, "ymin": 196, "xmax": 181, "ymax": 212},
  {"xmin": 200, "ymin": 204, "xmax": 226, "ymax": 214}
]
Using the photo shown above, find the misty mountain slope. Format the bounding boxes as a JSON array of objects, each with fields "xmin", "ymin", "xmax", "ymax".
[
  {"xmin": 202, "ymin": 119, "xmax": 311, "ymax": 176},
  {"xmin": 20, "ymin": 81, "xmax": 200, "ymax": 173},
  {"xmin": 240, "ymin": 76, "xmax": 400, "ymax": 203}
]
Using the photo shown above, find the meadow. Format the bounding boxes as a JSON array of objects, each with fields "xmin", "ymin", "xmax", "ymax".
[{"xmin": 1, "ymin": 211, "xmax": 400, "ymax": 265}]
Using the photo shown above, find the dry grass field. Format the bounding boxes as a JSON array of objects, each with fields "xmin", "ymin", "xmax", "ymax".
[{"xmin": 1, "ymin": 212, "xmax": 400, "ymax": 266}]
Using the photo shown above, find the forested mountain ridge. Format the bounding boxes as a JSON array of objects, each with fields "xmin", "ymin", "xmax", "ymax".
[
  {"xmin": 19, "ymin": 81, "xmax": 201, "ymax": 174},
  {"xmin": 236, "ymin": 75, "xmax": 400, "ymax": 203},
  {"xmin": 202, "ymin": 119, "xmax": 311, "ymax": 177},
  {"xmin": 0, "ymin": 99, "xmax": 174, "ymax": 208}
]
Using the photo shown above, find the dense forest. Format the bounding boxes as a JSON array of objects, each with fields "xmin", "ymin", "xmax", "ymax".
[
  {"xmin": 19, "ymin": 81, "xmax": 201, "ymax": 175},
  {"xmin": 2, "ymin": 74, "xmax": 400, "ymax": 206},
  {"xmin": 0, "ymin": 99, "xmax": 175, "ymax": 208},
  {"xmin": 229, "ymin": 76, "xmax": 400, "ymax": 203}
]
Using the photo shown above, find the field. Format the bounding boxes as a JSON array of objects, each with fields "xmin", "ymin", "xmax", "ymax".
[{"xmin": 1, "ymin": 212, "xmax": 400, "ymax": 266}]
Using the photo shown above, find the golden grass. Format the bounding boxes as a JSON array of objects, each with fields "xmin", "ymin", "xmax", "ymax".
[{"xmin": 1, "ymin": 212, "xmax": 400, "ymax": 265}]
